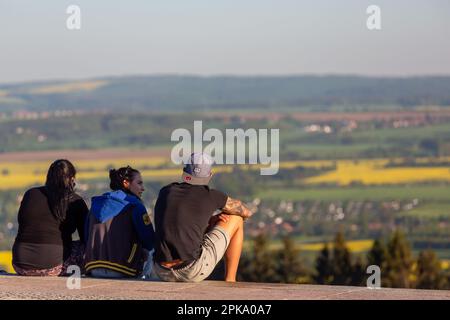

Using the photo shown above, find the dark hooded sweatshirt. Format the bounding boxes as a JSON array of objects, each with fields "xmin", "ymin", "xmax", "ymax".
[{"xmin": 84, "ymin": 190, "xmax": 155, "ymax": 277}]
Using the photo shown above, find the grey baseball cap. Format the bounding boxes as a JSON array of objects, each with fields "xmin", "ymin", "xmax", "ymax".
[{"xmin": 182, "ymin": 152, "xmax": 213, "ymax": 185}]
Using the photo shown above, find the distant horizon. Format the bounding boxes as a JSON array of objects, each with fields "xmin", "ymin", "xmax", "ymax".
[{"xmin": 2, "ymin": 72, "xmax": 450, "ymax": 86}]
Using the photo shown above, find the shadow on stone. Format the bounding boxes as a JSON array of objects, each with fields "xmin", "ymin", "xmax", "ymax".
[{"xmin": 206, "ymin": 258, "xmax": 225, "ymax": 281}]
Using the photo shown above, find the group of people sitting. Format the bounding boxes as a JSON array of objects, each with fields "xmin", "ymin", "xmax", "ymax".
[{"xmin": 11, "ymin": 152, "xmax": 253, "ymax": 282}]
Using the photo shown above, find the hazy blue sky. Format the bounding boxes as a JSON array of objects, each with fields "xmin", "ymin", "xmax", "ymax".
[{"xmin": 1, "ymin": 0, "xmax": 449, "ymax": 83}]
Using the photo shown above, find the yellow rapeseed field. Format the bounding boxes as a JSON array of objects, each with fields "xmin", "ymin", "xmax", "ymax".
[
  {"xmin": 29, "ymin": 80, "xmax": 108, "ymax": 94},
  {"xmin": 305, "ymin": 159, "xmax": 450, "ymax": 186},
  {"xmin": 260, "ymin": 239, "xmax": 375, "ymax": 253},
  {"xmin": 1, "ymin": 156, "xmax": 450, "ymax": 190},
  {"xmin": 0, "ymin": 251, "xmax": 13, "ymax": 273},
  {"xmin": 0, "ymin": 157, "xmax": 237, "ymax": 190},
  {"xmin": 299, "ymin": 239, "xmax": 374, "ymax": 252}
]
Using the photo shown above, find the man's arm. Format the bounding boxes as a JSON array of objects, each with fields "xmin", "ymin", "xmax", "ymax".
[{"xmin": 221, "ymin": 197, "xmax": 253, "ymax": 220}]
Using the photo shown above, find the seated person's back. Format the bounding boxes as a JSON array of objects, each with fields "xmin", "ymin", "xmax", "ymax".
[
  {"xmin": 154, "ymin": 182, "xmax": 228, "ymax": 264},
  {"xmin": 153, "ymin": 153, "xmax": 253, "ymax": 282},
  {"xmin": 13, "ymin": 159, "xmax": 88, "ymax": 276},
  {"xmin": 84, "ymin": 166, "xmax": 154, "ymax": 278}
]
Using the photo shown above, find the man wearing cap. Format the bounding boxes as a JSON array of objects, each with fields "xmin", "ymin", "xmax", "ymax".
[{"xmin": 152, "ymin": 152, "xmax": 253, "ymax": 282}]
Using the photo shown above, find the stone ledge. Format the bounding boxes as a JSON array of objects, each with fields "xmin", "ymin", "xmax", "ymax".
[{"xmin": 1, "ymin": 275, "xmax": 449, "ymax": 300}]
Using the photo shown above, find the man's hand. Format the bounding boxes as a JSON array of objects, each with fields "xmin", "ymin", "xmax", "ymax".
[
  {"xmin": 222, "ymin": 197, "xmax": 253, "ymax": 221},
  {"xmin": 208, "ymin": 213, "xmax": 230, "ymax": 226}
]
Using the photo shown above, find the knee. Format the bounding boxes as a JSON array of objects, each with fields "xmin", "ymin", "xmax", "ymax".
[
  {"xmin": 216, "ymin": 214, "xmax": 243, "ymax": 232},
  {"xmin": 229, "ymin": 214, "xmax": 244, "ymax": 228}
]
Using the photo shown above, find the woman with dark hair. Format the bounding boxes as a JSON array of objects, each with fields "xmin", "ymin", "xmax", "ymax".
[
  {"xmin": 84, "ymin": 166, "xmax": 155, "ymax": 278},
  {"xmin": 12, "ymin": 159, "xmax": 88, "ymax": 276}
]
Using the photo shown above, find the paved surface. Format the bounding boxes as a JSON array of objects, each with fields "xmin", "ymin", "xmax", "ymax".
[{"xmin": 1, "ymin": 275, "xmax": 450, "ymax": 300}]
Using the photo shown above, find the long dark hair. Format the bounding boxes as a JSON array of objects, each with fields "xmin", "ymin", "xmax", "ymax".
[
  {"xmin": 45, "ymin": 159, "xmax": 76, "ymax": 222},
  {"xmin": 109, "ymin": 166, "xmax": 140, "ymax": 193}
]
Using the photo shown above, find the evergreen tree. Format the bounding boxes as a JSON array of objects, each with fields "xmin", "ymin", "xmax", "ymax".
[
  {"xmin": 445, "ymin": 270, "xmax": 450, "ymax": 290},
  {"xmin": 385, "ymin": 229, "xmax": 414, "ymax": 288},
  {"xmin": 416, "ymin": 249, "xmax": 447, "ymax": 289},
  {"xmin": 331, "ymin": 232, "xmax": 353, "ymax": 285},
  {"xmin": 366, "ymin": 238, "xmax": 388, "ymax": 286},
  {"xmin": 367, "ymin": 238, "xmax": 388, "ymax": 269},
  {"xmin": 350, "ymin": 256, "xmax": 366, "ymax": 286},
  {"xmin": 314, "ymin": 243, "xmax": 333, "ymax": 284},
  {"xmin": 275, "ymin": 236, "xmax": 306, "ymax": 283}
]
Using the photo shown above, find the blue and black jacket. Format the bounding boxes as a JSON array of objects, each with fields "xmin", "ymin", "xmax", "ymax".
[{"xmin": 84, "ymin": 190, "xmax": 155, "ymax": 277}]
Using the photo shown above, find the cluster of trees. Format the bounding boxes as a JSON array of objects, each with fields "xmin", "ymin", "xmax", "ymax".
[{"xmin": 237, "ymin": 230, "xmax": 449, "ymax": 290}]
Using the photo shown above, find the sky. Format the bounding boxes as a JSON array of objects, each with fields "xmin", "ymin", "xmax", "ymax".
[{"xmin": 0, "ymin": 0, "xmax": 449, "ymax": 84}]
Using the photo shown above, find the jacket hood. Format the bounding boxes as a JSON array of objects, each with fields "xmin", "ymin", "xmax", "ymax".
[{"xmin": 90, "ymin": 190, "xmax": 142, "ymax": 223}]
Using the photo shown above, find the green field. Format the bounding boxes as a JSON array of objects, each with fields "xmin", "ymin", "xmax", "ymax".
[
  {"xmin": 352, "ymin": 122, "xmax": 450, "ymax": 141},
  {"xmin": 258, "ymin": 185, "xmax": 450, "ymax": 202},
  {"xmin": 398, "ymin": 203, "xmax": 450, "ymax": 218},
  {"xmin": 284, "ymin": 143, "xmax": 377, "ymax": 158}
]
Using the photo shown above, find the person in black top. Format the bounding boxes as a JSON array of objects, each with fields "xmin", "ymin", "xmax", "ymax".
[
  {"xmin": 153, "ymin": 153, "xmax": 253, "ymax": 282},
  {"xmin": 12, "ymin": 159, "xmax": 88, "ymax": 276}
]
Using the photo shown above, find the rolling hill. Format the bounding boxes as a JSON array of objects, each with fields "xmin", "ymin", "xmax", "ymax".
[{"xmin": 1, "ymin": 75, "xmax": 450, "ymax": 112}]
